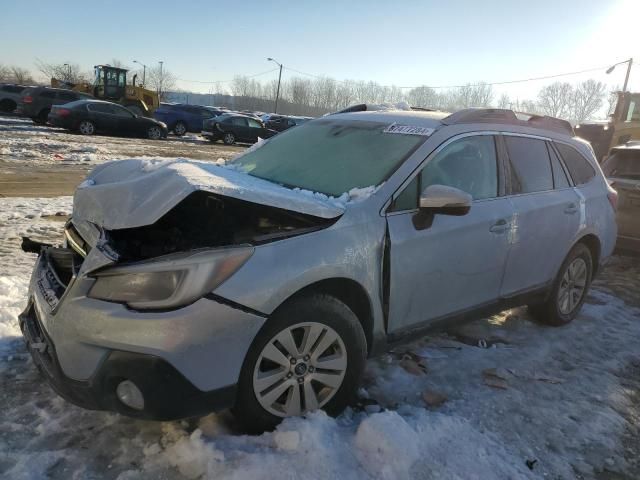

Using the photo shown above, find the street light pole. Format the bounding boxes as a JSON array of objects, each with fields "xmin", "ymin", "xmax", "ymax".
[
  {"xmin": 63, "ymin": 63, "xmax": 71, "ymax": 82},
  {"xmin": 606, "ymin": 58, "xmax": 633, "ymax": 92},
  {"xmin": 133, "ymin": 60, "xmax": 147, "ymax": 85},
  {"xmin": 158, "ymin": 61, "xmax": 164, "ymax": 99},
  {"xmin": 267, "ymin": 57, "xmax": 283, "ymax": 114}
]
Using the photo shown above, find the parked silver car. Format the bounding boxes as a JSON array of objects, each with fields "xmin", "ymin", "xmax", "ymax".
[{"xmin": 20, "ymin": 107, "xmax": 617, "ymax": 431}]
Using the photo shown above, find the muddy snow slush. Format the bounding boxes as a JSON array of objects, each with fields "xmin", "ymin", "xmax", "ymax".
[{"xmin": 19, "ymin": 106, "xmax": 617, "ymax": 432}]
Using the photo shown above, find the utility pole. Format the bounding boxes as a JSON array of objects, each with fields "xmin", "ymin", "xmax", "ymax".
[
  {"xmin": 267, "ymin": 57, "xmax": 283, "ymax": 113},
  {"xmin": 63, "ymin": 63, "xmax": 71, "ymax": 82},
  {"xmin": 159, "ymin": 61, "xmax": 164, "ymax": 99}
]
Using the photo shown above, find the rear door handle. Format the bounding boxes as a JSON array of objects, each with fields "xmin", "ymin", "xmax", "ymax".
[
  {"xmin": 564, "ymin": 203, "xmax": 578, "ymax": 214},
  {"xmin": 490, "ymin": 219, "xmax": 508, "ymax": 233}
]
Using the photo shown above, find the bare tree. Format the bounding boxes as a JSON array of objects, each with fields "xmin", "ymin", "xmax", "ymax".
[
  {"xmin": 497, "ymin": 93, "xmax": 511, "ymax": 109},
  {"xmin": 406, "ymin": 86, "xmax": 438, "ymax": 108},
  {"xmin": 9, "ymin": 66, "xmax": 34, "ymax": 84},
  {"xmin": 35, "ymin": 60, "xmax": 87, "ymax": 84},
  {"xmin": 537, "ymin": 82, "xmax": 573, "ymax": 118},
  {"xmin": 571, "ymin": 79, "xmax": 606, "ymax": 123},
  {"xmin": 147, "ymin": 65, "xmax": 176, "ymax": 101}
]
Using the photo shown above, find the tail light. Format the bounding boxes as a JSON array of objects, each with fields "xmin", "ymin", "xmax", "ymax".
[
  {"xmin": 607, "ymin": 183, "xmax": 618, "ymax": 211},
  {"xmin": 56, "ymin": 108, "xmax": 71, "ymax": 117},
  {"xmin": 22, "ymin": 95, "xmax": 33, "ymax": 104}
]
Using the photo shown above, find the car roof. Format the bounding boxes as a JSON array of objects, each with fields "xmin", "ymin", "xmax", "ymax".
[{"xmin": 328, "ymin": 110, "xmax": 448, "ymax": 129}]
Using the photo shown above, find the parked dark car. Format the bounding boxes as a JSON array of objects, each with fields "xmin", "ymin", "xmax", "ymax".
[
  {"xmin": 0, "ymin": 84, "xmax": 28, "ymax": 113},
  {"xmin": 18, "ymin": 87, "xmax": 93, "ymax": 124},
  {"xmin": 266, "ymin": 115, "xmax": 312, "ymax": 132},
  {"xmin": 202, "ymin": 113, "xmax": 277, "ymax": 145},
  {"xmin": 153, "ymin": 103, "xmax": 224, "ymax": 136},
  {"xmin": 48, "ymin": 99, "xmax": 168, "ymax": 140},
  {"xmin": 602, "ymin": 142, "xmax": 640, "ymax": 254}
]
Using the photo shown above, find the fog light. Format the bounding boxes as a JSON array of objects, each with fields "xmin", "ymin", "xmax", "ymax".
[{"xmin": 116, "ymin": 380, "xmax": 144, "ymax": 410}]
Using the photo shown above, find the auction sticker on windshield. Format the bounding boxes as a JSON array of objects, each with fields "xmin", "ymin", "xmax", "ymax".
[{"xmin": 383, "ymin": 123, "xmax": 435, "ymax": 136}]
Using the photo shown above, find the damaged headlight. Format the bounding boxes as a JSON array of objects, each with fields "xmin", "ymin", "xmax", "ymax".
[{"xmin": 88, "ymin": 246, "xmax": 253, "ymax": 309}]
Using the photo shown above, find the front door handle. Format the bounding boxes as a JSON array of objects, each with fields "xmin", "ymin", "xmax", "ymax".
[
  {"xmin": 490, "ymin": 219, "xmax": 508, "ymax": 233},
  {"xmin": 564, "ymin": 203, "xmax": 578, "ymax": 214}
]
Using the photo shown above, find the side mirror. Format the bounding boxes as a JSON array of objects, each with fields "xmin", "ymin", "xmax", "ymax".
[{"xmin": 419, "ymin": 184, "xmax": 472, "ymax": 216}]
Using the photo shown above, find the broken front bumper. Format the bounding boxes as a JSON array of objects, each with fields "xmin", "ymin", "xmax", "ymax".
[{"xmin": 19, "ymin": 246, "xmax": 266, "ymax": 419}]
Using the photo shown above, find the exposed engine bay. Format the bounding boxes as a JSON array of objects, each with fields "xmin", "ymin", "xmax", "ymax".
[{"xmin": 106, "ymin": 191, "xmax": 337, "ymax": 261}]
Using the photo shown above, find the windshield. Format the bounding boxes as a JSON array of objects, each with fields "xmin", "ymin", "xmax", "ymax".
[{"xmin": 230, "ymin": 119, "xmax": 428, "ymax": 196}]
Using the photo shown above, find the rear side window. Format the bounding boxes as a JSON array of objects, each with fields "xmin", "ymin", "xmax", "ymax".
[
  {"xmin": 231, "ymin": 117, "xmax": 247, "ymax": 126},
  {"xmin": 555, "ymin": 143, "xmax": 596, "ymax": 185},
  {"xmin": 88, "ymin": 103, "xmax": 112, "ymax": 113},
  {"xmin": 58, "ymin": 92, "xmax": 77, "ymax": 101},
  {"xmin": 548, "ymin": 143, "xmax": 570, "ymax": 188},
  {"xmin": 505, "ymin": 136, "xmax": 553, "ymax": 194}
]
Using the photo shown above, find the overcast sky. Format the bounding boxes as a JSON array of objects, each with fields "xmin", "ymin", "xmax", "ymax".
[{"xmin": 1, "ymin": 0, "xmax": 638, "ymax": 100}]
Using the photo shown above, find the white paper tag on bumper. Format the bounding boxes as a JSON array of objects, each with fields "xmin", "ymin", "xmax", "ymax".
[{"xmin": 383, "ymin": 123, "xmax": 435, "ymax": 136}]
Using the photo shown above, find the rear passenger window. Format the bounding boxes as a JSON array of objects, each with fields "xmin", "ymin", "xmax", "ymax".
[
  {"xmin": 505, "ymin": 136, "xmax": 553, "ymax": 193},
  {"xmin": 548, "ymin": 143, "xmax": 570, "ymax": 188},
  {"xmin": 555, "ymin": 143, "xmax": 596, "ymax": 185}
]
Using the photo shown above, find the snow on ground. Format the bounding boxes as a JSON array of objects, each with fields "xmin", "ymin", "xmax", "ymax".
[
  {"xmin": 1, "ymin": 196, "xmax": 640, "ymax": 480},
  {"xmin": 0, "ymin": 115, "xmax": 239, "ymax": 167}
]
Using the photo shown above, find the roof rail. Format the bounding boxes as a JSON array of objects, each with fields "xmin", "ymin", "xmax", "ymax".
[{"xmin": 442, "ymin": 108, "xmax": 574, "ymax": 136}]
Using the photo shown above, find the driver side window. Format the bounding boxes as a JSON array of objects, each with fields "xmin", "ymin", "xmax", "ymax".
[{"xmin": 391, "ymin": 135, "xmax": 498, "ymax": 211}]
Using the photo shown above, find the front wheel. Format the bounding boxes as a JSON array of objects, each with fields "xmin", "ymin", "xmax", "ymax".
[
  {"xmin": 528, "ymin": 243, "xmax": 593, "ymax": 326},
  {"xmin": 173, "ymin": 121, "xmax": 187, "ymax": 136},
  {"xmin": 234, "ymin": 294, "xmax": 367, "ymax": 433},
  {"xmin": 147, "ymin": 126, "xmax": 163, "ymax": 140},
  {"xmin": 78, "ymin": 120, "xmax": 95, "ymax": 135},
  {"xmin": 223, "ymin": 132, "xmax": 235, "ymax": 145}
]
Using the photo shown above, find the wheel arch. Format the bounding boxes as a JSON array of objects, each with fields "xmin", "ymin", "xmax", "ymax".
[
  {"xmin": 576, "ymin": 233, "xmax": 601, "ymax": 277},
  {"xmin": 273, "ymin": 277, "xmax": 374, "ymax": 357}
]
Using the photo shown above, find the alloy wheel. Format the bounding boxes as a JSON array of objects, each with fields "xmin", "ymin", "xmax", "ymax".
[
  {"xmin": 174, "ymin": 122, "xmax": 186, "ymax": 135},
  {"xmin": 252, "ymin": 322, "xmax": 348, "ymax": 417},
  {"xmin": 148, "ymin": 126, "xmax": 162, "ymax": 140},
  {"xmin": 224, "ymin": 133, "xmax": 235, "ymax": 144},
  {"xmin": 557, "ymin": 257, "xmax": 588, "ymax": 315},
  {"xmin": 79, "ymin": 121, "xmax": 94, "ymax": 135}
]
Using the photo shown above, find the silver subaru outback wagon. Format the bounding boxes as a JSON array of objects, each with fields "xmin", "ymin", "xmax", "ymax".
[{"xmin": 20, "ymin": 107, "xmax": 617, "ymax": 431}]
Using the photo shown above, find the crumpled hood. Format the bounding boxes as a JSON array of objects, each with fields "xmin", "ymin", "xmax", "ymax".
[{"xmin": 73, "ymin": 158, "xmax": 345, "ymax": 230}]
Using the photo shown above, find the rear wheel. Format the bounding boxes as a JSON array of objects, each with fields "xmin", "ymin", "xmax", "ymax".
[
  {"xmin": 528, "ymin": 243, "xmax": 593, "ymax": 326},
  {"xmin": 147, "ymin": 126, "xmax": 163, "ymax": 140},
  {"xmin": 223, "ymin": 132, "xmax": 235, "ymax": 145},
  {"xmin": 173, "ymin": 121, "xmax": 187, "ymax": 136},
  {"xmin": 34, "ymin": 108, "xmax": 50, "ymax": 124},
  {"xmin": 78, "ymin": 120, "xmax": 95, "ymax": 135},
  {"xmin": 0, "ymin": 99, "xmax": 16, "ymax": 113},
  {"xmin": 234, "ymin": 294, "xmax": 367, "ymax": 433}
]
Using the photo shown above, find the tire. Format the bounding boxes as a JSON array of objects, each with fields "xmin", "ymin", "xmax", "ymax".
[
  {"xmin": 0, "ymin": 99, "xmax": 16, "ymax": 113},
  {"xmin": 173, "ymin": 121, "xmax": 187, "ymax": 136},
  {"xmin": 147, "ymin": 126, "xmax": 163, "ymax": 140},
  {"xmin": 234, "ymin": 293, "xmax": 367, "ymax": 433},
  {"xmin": 223, "ymin": 132, "xmax": 235, "ymax": 145},
  {"xmin": 34, "ymin": 109, "xmax": 50, "ymax": 125},
  {"xmin": 528, "ymin": 243, "xmax": 593, "ymax": 326},
  {"xmin": 78, "ymin": 120, "xmax": 95, "ymax": 136}
]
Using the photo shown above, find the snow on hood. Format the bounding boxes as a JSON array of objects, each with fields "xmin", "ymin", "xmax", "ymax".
[{"xmin": 73, "ymin": 158, "xmax": 347, "ymax": 230}]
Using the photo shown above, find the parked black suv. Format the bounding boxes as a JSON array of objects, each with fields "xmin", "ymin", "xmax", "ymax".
[
  {"xmin": 18, "ymin": 87, "xmax": 93, "ymax": 124},
  {"xmin": 202, "ymin": 113, "xmax": 277, "ymax": 145}
]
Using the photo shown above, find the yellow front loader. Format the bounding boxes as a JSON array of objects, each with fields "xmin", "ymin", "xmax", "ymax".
[{"xmin": 51, "ymin": 65, "xmax": 159, "ymax": 116}]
